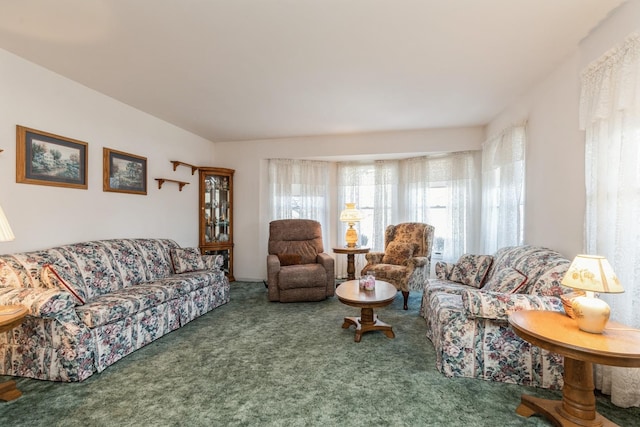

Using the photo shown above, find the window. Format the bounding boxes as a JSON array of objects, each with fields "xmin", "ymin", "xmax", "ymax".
[{"xmin": 480, "ymin": 125, "xmax": 526, "ymax": 254}]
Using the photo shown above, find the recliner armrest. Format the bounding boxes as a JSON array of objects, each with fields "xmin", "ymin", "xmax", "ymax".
[{"xmin": 461, "ymin": 289, "xmax": 564, "ymax": 321}]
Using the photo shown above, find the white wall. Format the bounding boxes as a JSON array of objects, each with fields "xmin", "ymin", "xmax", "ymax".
[
  {"xmin": 486, "ymin": 0, "xmax": 640, "ymax": 259},
  {"xmin": 213, "ymin": 127, "xmax": 484, "ymax": 281},
  {"xmin": 0, "ymin": 49, "xmax": 215, "ymax": 253}
]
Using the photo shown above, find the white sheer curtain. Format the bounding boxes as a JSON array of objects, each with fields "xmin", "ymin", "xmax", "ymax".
[
  {"xmin": 336, "ymin": 161, "xmax": 399, "ymax": 278},
  {"xmin": 580, "ymin": 32, "xmax": 640, "ymax": 408},
  {"xmin": 268, "ymin": 159, "xmax": 330, "ymax": 246},
  {"xmin": 404, "ymin": 151, "xmax": 481, "ymax": 262},
  {"xmin": 480, "ymin": 124, "xmax": 526, "ymax": 254}
]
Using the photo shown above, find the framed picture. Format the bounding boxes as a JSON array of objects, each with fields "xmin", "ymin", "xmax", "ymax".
[
  {"xmin": 103, "ymin": 148, "xmax": 147, "ymax": 195},
  {"xmin": 16, "ymin": 125, "xmax": 88, "ymax": 189}
]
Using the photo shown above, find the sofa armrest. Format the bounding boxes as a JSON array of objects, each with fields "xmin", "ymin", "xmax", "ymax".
[
  {"xmin": 364, "ymin": 252, "xmax": 385, "ymax": 264},
  {"xmin": 461, "ymin": 289, "xmax": 564, "ymax": 321},
  {"xmin": 0, "ymin": 287, "xmax": 76, "ymax": 318},
  {"xmin": 202, "ymin": 254, "xmax": 224, "ymax": 270}
]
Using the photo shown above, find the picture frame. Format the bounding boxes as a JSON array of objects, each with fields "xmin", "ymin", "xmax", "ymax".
[
  {"xmin": 16, "ymin": 125, "xmax": 88, "ymax": 189},
  {"xmin": 103, "ymin": 148, "xmax": 147, "ymax": 195}
]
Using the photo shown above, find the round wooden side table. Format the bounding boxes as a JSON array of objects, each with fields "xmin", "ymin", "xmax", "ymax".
[
  {"xmin": 0, "ymin": 305, "xmax": 29, "ymax": 402},
  {"xmin": 335, "ymin": 279, "xmax": 397, "ymax": 342},
  {"xmin": 509, "ymin": 310, "xmax": 640, "ymax": 427},
  {"xmin": 332, "ymin": 247, "xmax": 369, "ymax": 281}
]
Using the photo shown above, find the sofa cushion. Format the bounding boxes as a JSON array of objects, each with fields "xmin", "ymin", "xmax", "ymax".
[
  {"xmin": 170, "ymin": 248, "xmax": 205, "ymax": 274},
  {"xmin": 449, "ymin": 254, "xmax": 493, "ymax": 288},
  {"xmin": 523, "ymin": 264, "xmax": 573, "ymax": 296},
  {"xmin": 482, "ymin": 267, "xmax": 527, "ymax": 294},
  {"xmin": 435, "ymin": 261, "xmax": 454, "ymax": 280},
  {"xmin": 41, "ymin": 264, "xmax": 86, "ymax": 305},
  {"xmin": 382, "ymin": 242, "xmax": 416, "ymax": 265},
  {"xmin": 75, "ymin": 283, "xmax": 179, "ymax": 328},
  {"xmin": 277, "ymin": 253, "xmax": 302, "ymax": 266}
]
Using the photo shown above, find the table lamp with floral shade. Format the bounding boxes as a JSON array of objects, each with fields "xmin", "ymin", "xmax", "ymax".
[
  {"xmin": 561, "ymin": 255, "xmax": 624, "ymax": 334},
  {"xmin": 0, "ymin": 204, "xmax": 15, "ymax": 242}
]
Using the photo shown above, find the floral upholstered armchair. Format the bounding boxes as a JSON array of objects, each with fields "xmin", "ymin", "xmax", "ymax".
[{"xmin": 360, "ymin": 222, "xmax": 435, "ymax": 310}]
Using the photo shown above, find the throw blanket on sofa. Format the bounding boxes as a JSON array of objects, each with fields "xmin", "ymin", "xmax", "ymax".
[{"xmin": 0, "ymin": 238, "xmax": 230, "ymax": 382}]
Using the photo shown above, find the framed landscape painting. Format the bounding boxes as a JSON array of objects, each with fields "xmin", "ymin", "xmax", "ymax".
[
  {"xmin": 16, "ymin": 125, "xmax": 88, "ymax": 189},
  {"xmin": 103, "ymin": 148, "xmax": 147, "ymax": 195}
]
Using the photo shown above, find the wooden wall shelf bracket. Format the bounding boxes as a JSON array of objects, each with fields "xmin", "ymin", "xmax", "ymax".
[
  {"xmin": 170, "ymin": 161, "xmax": 199, "ymax": 175},
  {"xmin": 155, "ymin": 178, "xmax": 189, "ymax": 191}
]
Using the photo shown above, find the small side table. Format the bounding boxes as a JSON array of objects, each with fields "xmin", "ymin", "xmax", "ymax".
[
  {"xmin": 332, "ymin": 247, "xmax": 370, "ymax": 281},
  {"xmin": 335, "ymin": 279, "xmax": 397, "ymax": 342},
  {"xmin": 509, "ymin": 310, "xmax": 640, "ymax": 427},
  {"xmin": 0, "ymin": 305, "xmax": 29, "ymax": 402}
]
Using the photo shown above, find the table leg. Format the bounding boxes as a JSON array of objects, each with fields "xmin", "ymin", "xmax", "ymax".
[
  {"xmin": 516, "ymin": 357, "xmax": 616, "ymax": 426},
  {"xmin": 346, "ymin": 254, "xmax": 355, "ymax": 280},
  {"xmin": 341, "ymin": 307, "xmax": 395, "ymax": 342},
  {"xmin": 0, "ymin": 380, "xmax": 22, "ymax": 401}
]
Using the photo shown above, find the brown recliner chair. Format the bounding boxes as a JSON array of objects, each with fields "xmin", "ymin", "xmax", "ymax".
[
  {"xmin": 267, "ymin": 219, "xmax": 335, "ymax": 302},
  {"xmin": 361, "ymin": 222, "xmax": 435, "ymax": 310}
]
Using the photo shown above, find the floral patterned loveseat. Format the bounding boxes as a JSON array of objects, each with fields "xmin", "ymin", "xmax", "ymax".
[
  {"xmin": 419, "ymin": 245, "xmax": 573, "ymax": 389},
  {"xmin": 0, "ymin": 238, "xmax": 229, "ymax": 382}
]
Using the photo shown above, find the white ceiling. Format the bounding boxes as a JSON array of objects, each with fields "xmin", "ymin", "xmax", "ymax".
[{"xmin": 0, "ymin": 0, "xmax": 625, "ymax": 142}]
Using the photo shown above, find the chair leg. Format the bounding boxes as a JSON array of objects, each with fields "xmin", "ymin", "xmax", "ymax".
[{"xmin": 402, "ymin": 291, "xmax": 409, "ymax": 310}]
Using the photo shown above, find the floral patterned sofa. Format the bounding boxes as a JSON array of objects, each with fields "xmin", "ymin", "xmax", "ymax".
[
  {"xmin": 419, "ymin": 245, "xmax": 573, "ymax": 389},
  {"xmin": 0, "ymin": 238, "xmax": 229, "ymax": 382}
]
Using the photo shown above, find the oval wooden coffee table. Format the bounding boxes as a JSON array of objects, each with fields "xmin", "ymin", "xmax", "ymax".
[{"xmin": 335, "ymin": 279, "xmax": 397, "ymax": 342}]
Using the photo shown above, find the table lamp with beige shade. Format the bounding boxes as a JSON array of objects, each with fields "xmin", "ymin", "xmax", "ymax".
[
  {"xmin": 0, "ymin": 204, "xmax": 15, "ymax": 242},
  {"xmin": 561, "ymin": 255, "xmax": 624, "ymax": 334},
  {"xmin": 339, "ymin": 203, "xmax": 364, "ymax": 248}
]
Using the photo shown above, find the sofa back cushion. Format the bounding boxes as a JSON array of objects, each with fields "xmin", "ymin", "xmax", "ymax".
[
  {"xmin": 482, "ymin": 267, "xmax": 527, "ymax": 294},
  {"xmin": 268, "ymin": 219, "xmax": 324, "ymax": 265},
  {"xmin": 0, "ymin": 238, "xmax": 180, "ymax": 303},
  {"xmin": 485, "ymin": 246, "xmax": 572, "ymax": 296},
  {"xmin": 101, "ymin": 239, "xmax": 150, "ymax": 286},
  {"xmin": 449, "ymin": 254, "xmax": 493, "ymax": 288}
]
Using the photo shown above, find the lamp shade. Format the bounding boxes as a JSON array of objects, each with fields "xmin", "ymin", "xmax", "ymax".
[
  {"xmin": 0, "ymin": 204, "xmax": 15, "ymax": 242},
  {"xmin": 339, "ymin": 203, "xmax": 364, "ymax": 223},
  {"xmin": 561, "ymin": 255, "xmax": 624, "ymax": 294}
]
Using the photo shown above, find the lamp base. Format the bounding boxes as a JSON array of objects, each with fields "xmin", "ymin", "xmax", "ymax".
[
  {"xmin": 571, "ymin": 295, "xmax": 610, "ymax": 334},
  {"xmin": 345, "ymin": 224, "xmax": 358, "ymax": 248}
]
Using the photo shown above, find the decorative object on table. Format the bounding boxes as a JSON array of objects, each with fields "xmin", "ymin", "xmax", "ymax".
[
  {"xmin": 559, "ymin": 291, "xmax": 585, "ymax": 319},
  {"xmin": 0, "ymin": 204, "xmax": 15, "ymax": 242},
  {"xmin": 16, "ymin": 125, "xmax": 88, "ymax": 189},
  {"xmin": 103, "ymin": 148, "xmax": 147, "ymax": 195},
  {"xmin": 561, "ymin": 255, "xmax": 624, "ymax": 333},
  {"xmin": 339, "ymin": 203, "xmax": 365, "ymax": 248},
  {"xmin": 359, "ymin": 271, "xmax": 375, "ymax": 291}
]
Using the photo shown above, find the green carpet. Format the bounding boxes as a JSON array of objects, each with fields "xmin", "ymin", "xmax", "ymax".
[{"xmin": 1, "ymin": 282, "xmax": 638, "ymax": 426}]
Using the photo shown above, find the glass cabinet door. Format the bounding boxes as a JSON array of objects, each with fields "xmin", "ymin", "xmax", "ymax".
[
  {"xmin": 203, "ymin": 175, "xmax": 231, "ymax": 243},
  {"xmin": 199, "ymin": 167, "xmax": 234, "ymax": 281}
]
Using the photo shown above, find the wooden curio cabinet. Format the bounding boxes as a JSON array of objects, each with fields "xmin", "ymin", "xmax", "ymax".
[{"xmin": 199, "ymin": 167, "xmax": 235, "ymax": 281}]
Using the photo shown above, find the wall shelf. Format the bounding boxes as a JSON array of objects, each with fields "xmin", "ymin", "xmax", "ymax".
[
  {"xmin": 155, "ymin": 178, "xmax": 189, "ymax": 191},
  {"xmin": 171, "ymin": 161, "xmax": 198, "ymax": 175}
]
